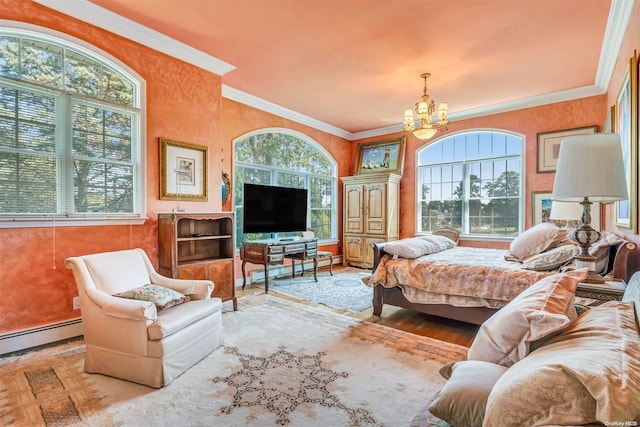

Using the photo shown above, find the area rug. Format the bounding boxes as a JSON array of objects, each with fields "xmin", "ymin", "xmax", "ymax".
[
  {"xmin": 269, "ymin": 267, "xmax": 374, "ymax": 312},
  {"xmin": 0, "ymin": 294, "xmax": 468, "ymax": 426}
]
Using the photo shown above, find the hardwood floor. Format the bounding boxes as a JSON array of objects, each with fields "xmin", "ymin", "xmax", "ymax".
[{"xmin": 236, "ymin": 266, "xmax": 479, "ymax": 348}]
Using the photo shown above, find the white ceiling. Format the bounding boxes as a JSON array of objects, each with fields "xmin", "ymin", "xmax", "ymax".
[{"xmin": 35, "ymin": 0, "xmax": 633, "ymax": 140}]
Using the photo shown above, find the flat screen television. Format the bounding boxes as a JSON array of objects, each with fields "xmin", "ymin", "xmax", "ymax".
[{"xmin": 242, "ymin": 183, "xmax": 308, "ymax": 235}]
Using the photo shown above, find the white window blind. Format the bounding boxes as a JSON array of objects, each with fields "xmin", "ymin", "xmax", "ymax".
[{"xmin": 0, "ymin": 29, "xmax": 143, "ymax": 225}]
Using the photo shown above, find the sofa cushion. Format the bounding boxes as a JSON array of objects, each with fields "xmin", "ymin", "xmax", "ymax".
[
  {"xmin": 148, "ymin": 298, "xmax": 222, "ymax": 340},
  {"xmin": 484, "ymin": 301, "xmax": 640, "ymax": 426},
  {"xmin": 467, "ymin": 268, "xmax": 587, "ymax": 367},
  {"xmin": 428, "ymin": 360, "xmax": 508, "ymax": 427},
  {"xmin": 114, "ymin": 284, "xmax": 189, "ymax": 311}
]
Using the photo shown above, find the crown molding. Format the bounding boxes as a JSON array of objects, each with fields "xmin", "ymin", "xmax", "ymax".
[
  {"xmin": 594, "ymin": 0, "xmax": 635, "ymax": 91},
  {"xmin": 32, "ymin": 0, "xmax": 235, "ymax": 76},
  {"xmin": 351, "ymin": 85, "xmax": 605, "ymax": 140},
  {"xmin": 222, "ymin": 86, "xmax": 353, "ymax": 139}
]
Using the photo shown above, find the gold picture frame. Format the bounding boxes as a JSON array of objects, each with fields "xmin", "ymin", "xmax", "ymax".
[
  {"xmin": 536, "ymin": 126, "xmax": 597, "ymax": 173},
  {"xmin": 354, "ymin": 136, "xmax": 406, "ymax": 175},
  {"xmin": 613, "ymin": 51, "xmax": 637, "ymax": 233},
  {"xmin": 160, "ymin": 138, "xmax": 208, "ymax": 201}
]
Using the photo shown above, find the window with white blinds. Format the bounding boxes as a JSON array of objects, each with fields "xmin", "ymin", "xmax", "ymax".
[{"xmin": 0, "ymin": 28, "xmax": 142, "ymax": 225}]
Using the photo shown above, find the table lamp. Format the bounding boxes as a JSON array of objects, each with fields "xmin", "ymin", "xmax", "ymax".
[{"xmin": 551, "ymin": 133, "xmax": 628, "ymax": 283}]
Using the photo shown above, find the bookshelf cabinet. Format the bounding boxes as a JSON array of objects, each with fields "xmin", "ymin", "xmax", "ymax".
[{"xmin": 158, "ymin": 212, "xmax": 236, "ymax": 310}]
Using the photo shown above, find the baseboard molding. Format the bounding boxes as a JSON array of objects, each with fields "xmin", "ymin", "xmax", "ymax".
[
  {"xmin": 238, "ymin": 255, "xmax": 343, "ymax": 287},
  {"xmin": 0, "ymin": 318, "xmax": 83, "ymax": 356}
]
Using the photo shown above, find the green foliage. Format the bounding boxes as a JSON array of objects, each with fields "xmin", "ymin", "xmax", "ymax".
[{"xmin": 0, "ymin": 32, "xmax": 138, "ymax": 215}]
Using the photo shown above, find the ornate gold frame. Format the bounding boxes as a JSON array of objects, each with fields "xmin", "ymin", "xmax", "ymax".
[
  {"xmin": 159, "ymin": 138, "xmax": 208, "ymax": 201},
  {"xmin": 354, "ymin": 136, "xmax": 406, "ymax": 176}
]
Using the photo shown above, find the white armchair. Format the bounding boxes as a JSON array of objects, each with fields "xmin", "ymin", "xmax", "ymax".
[{"xmin": 65, "ymin": 248, "xmax": 223, "ymax": 388}]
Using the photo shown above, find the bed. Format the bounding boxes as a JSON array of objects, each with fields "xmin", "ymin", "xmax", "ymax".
[{"xmin": 368, "ymin": 224, "xmax": 640, "ymax": 325}]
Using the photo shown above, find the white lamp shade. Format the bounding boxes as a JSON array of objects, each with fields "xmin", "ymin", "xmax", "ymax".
[
  {"xmin": 551, "ymin": 133, "xmax": 628, "ymax": 202},
  {"xmin": 549, "ymin": 200, "xmax": 582, "ymax": 220}
]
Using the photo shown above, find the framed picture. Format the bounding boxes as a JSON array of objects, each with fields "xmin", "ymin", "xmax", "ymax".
[
  {"xmin": 355, "ymin": 136, "xmax": 406, "ymax": 175},
  {"xmin": 532, "ymin": 191, "xmax": 600, "ymax": 229},
  {"xmin": 536, "ymin": 126, "xmax": 597, "ymax": 173},
  {"xmin": 532, "ymin": 192, "xmax": 554, "ymax": 225},
  {"xmin": 160, "ymin": 138, "xmax": 208, "ymax": 201},
  {"xmin": 614, "ymin": 52, "xmax": 637, "ymax": 233}
]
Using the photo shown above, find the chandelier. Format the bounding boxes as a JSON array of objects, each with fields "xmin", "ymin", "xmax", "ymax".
[{"xmin": 403, "ymin": 72, "xmax": 449, "ymax": 140}]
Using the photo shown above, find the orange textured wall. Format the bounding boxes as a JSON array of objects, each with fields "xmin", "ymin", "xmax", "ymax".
[
  {"xmin": 0, "ymin": 1, "xmax": 223, "ymax": 334},
  {"xmin": 355, "ymin": 95, "xmax": 608, "ymax": 249}
]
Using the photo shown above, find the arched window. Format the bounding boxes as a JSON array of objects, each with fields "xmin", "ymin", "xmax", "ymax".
[
  {"xmin": 234, "ymin": 130, "xmax": 337, "ymax": 247},
  {"xmin": 416, "ymin": 130, "xmax": 523, "ymax": 237},
  {"xmin": 0, "ymin": 25, "xmax": 143, "ymax": 226}
]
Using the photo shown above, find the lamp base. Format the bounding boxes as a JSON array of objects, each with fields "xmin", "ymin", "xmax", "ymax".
[{"xmin": 575, "ymin": 256, "xmax": 605, "ymax": 284}]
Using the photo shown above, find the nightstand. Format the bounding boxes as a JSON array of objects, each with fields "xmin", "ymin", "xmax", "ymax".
[{"xmin": 575, "ymin": 280, "xmax": 626, "ymax": 302}]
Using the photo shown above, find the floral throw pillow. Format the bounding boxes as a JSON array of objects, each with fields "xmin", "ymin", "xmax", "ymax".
[{"xmin": 114, "ymin": 284, "xmax": 190, "ymax": 311}]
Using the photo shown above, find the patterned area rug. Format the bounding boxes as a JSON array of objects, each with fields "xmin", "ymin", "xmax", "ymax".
[
  {"xmin": 0, "ymin": 294, "xmax": 467, "ymax": 426},
  {"xmin": 269, "ymin": 267, "xmax": 374, "ymax": 312}
]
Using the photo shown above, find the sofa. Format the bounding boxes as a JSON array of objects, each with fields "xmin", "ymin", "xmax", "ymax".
[
  {"xmin": 65, "ymin": 248, "xmax": 223, "ymax": 388},
  {"xmin": 412, "ymin": 268, "xmax": 640, "ymax": 427}
]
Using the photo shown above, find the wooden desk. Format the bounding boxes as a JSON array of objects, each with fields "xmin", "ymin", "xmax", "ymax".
[
  {"xmin": 240, "ymin": 238, "xmax": 318, "ymax": 293},
  {"xmin": 575, "ymin": 280, "xmax": 626, "ymax": 302}
]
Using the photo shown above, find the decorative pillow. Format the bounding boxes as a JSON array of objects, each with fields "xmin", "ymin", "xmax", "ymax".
[
  {"xmin": 484, "ymin": 301, "xmax": 640, "ymax": 426},
  {"xmin": 114, "ymin": 284, "xmax": 190, "ymax": 310},
  {"xmin": 521, "ymin": 243, "xmax": 578, "ymax": 271},
  {"xmin": 467, "ymin": 268, "xmax": 587, "ymax": 367},
  {"xmin": 428, "ymin": 361, "xmax": 508, "ymax": 427},
  {"xmin": 505, "ymin": 222, "xmax": 569, "ymax": 262},
  {"xmin": 383, "ymin": 235, "xmax": 456, "ymax": 259},
  {"xmin": 589, "ymin": 231, "xmax": 623, "ymax": 274}
]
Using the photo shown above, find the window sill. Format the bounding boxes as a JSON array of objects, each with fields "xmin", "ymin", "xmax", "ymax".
[{"xmin": 0, "ymin": 216, "xmax": 148, "ymax": 228}]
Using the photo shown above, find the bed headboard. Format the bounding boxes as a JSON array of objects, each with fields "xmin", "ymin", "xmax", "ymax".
[{"xmin": 371, "ymin": 239, "xmax": 640, "ymax": 283}]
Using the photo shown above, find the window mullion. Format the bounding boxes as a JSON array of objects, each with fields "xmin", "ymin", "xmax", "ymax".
[{"xmin": 57, "ymin": 93, "xmax": 71, "ymax": 215}]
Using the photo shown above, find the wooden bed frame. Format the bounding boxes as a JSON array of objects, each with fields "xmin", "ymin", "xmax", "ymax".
[{"xmin": 370, "ymin": 240, "xmax": 640, "ymax": 325}]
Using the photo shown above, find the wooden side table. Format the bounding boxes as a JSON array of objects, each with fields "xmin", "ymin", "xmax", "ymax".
[{"xmin": 575, "ymin": 280, "xmax": 626, "ymax": 302}]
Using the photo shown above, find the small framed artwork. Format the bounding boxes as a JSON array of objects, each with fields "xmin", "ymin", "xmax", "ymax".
[
  {"xmin": 614, "ymin": 51, "xmax": 637, "ymax": 233},
  {"xmin": 536, "ymin": 126, "xmax": 598, "ymax": 173},
  {"xmin": 160, "ymin": 138, "xmax": 208, "ymax": 201},
  {"xmin": 355, "ymin": 136, "xmax": 406, "ymax": 175},
  {"xmin": 532, "ymin": 191, "xmax": 600, "ymax": 229},
  {"xmin": 532, "ymin": 192, "xmax": 554, "ymax": 225}
]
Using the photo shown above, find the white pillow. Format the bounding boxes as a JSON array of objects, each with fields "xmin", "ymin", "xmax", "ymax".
[
  {"xmin": 521, "ymin": 244, "xmax": 578, "ymax": 271},
  {"xmin": 467, "ymin": 268, "xmax": 587, "ymax": 367},
  {"xmin": 505, "ymin": 222, "xmax": 569, "ymax": 262},
  {"xmin": 383, "ymin": 235, "xmax": 455, "ymax": 259}
]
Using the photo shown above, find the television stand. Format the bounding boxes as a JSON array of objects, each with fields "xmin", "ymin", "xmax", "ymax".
[{"xmin": 240, "ymin": 237, "xmax": 318, "ymax": 292}]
